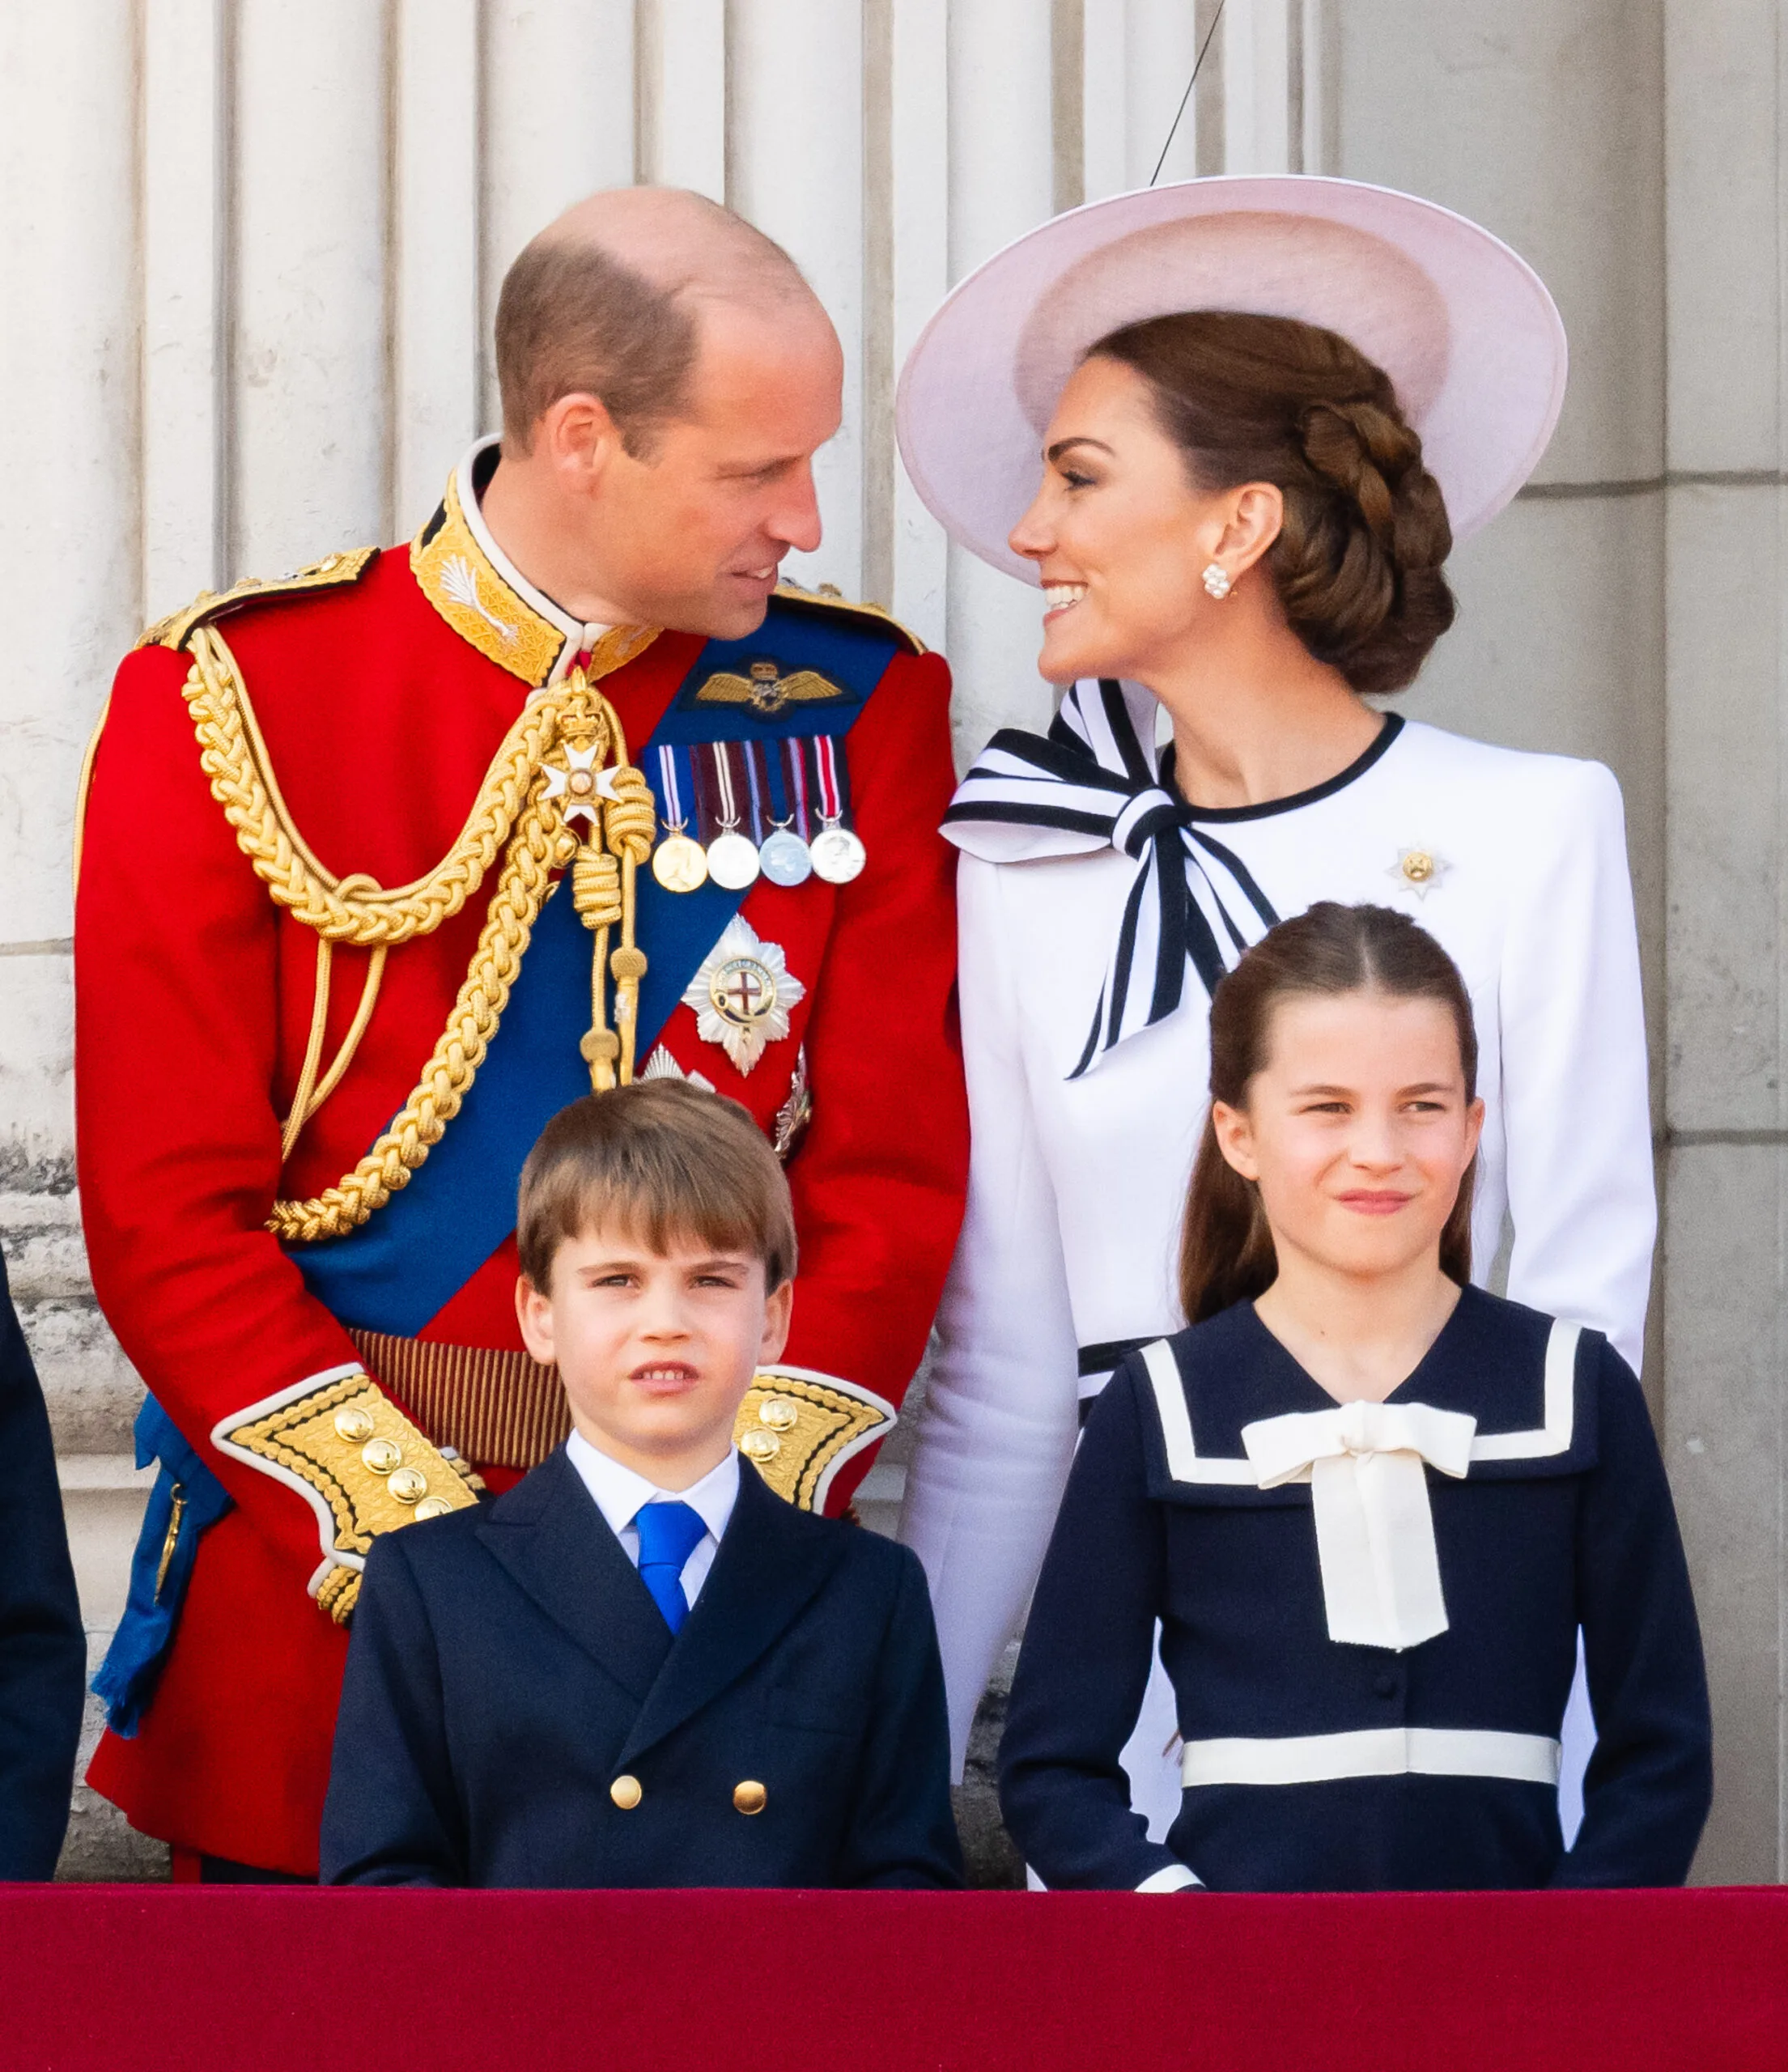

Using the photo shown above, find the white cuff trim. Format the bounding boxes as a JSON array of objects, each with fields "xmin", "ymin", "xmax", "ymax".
[{"xmin": 1135, "ymin": 1863, "xmax": 1202, "ymax": 1893}]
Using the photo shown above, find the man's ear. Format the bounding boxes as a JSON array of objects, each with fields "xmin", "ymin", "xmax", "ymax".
[
  {"xmin": 536, "ymin": 391, "xmax": 626, "ymax": 493},
  {"xmin": 1210, "ymin": 1100, "xmax": 1261, "ymax": 1182},
  {"xmin": 516, "ymin": 1273, "xmax": 557, "ymax": 1366},
  {"xmin": 758, "ymin": 1278, "xmax": 794, "ymax": 1366}
]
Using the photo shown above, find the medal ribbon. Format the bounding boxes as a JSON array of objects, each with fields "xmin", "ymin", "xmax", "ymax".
[
  {"xmin": 787, "ymin": 738, "xmax": 812, "ymax": 838},
  {"xmin": 742, "ymin": 741, "xmax": 768, "ymax": 843},
  {"xmin": 815, "ymin": 734, "xmax": 848, "ymax": 825},
  {"xmin": 711, "ymin": 741, "xmax": 744, "ymax": 832},
  {"xmin": 656, "ymin": 743, "xmax": 691, "ymax": 832}
]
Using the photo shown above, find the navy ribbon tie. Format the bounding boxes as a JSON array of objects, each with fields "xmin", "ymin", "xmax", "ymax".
[
  {"xmin": 941, "ymin": 678, "xmax": 1282, "ymax": 1076},
  {"xmin": 635, "ymin": 1500, "xmax": 708, "ymax": 1636}
]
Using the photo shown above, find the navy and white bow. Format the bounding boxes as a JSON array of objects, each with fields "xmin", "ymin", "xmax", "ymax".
[{"xmin": 942, "ymin": 678, "xmax": 1282, "ymax": 1076}]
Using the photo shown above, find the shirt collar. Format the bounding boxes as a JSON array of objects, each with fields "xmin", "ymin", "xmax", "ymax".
[
  {"xmin": 564, "ymin": 1430, "xmax": 741, "ymax": 1547},
  {"xmin": 409, "ymin": 434, "xmax": 660, "ymax": 689}
]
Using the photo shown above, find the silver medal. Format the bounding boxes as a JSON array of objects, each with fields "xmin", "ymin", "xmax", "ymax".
[
  {"xmin": 706, "ymin": 828, "xmax": 762, "ymax": 891},
  {"xmin": 809, "ymin": 823, "xmax": 867, "ymax": 885},
  {"xmin": 758, "ymin": 826, "xmax": 813, "ymax": 887}
]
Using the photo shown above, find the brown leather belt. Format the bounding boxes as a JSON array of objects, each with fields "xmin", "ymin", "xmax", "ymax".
[{"xmin": 346, "ymin": 1329, "xmax": 571, "ymax": 1471}]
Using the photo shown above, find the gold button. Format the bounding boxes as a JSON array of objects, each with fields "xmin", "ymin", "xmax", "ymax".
[
  {"xmin": 568, "ymin": 768, "xmax": 594, "ymax": 795},
  {"xmin": 758, "ymin": 1396, "xmax": 799, "ymax": 1432},
  {"xmin": 361, "ymin": 1437, "xmax": 402, "ymax": 1475},
  {"xmin": 387, "ymin": 1467, "xmax": 429, "ymax": 1505},
  {"xmin": 414, "ymin": 1496, "xmax": 453, "ymax": 1522},
  {"xmin": 333, "ymin": 1407, "xmax": 375, "ymax": 1442},
  {"xmin": 610, "ymin": 1775, "xmax": 643, "ymax": 1811},
  {"xmin": 739, "ymin": 1429, "xmax": 780, "ymax": 1463},
  {"xmin": 733, "ymin": 1780, "xmax": 767, "ymax": 1816},
  {"xmin": 1401, "ymin": 851, "xmax": 1435, "ymax": 885}
]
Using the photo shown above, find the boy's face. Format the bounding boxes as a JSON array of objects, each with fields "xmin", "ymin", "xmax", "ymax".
[{"xmin": 515, "ymin": 1222, "xmax": 792, "ymax": 1488}]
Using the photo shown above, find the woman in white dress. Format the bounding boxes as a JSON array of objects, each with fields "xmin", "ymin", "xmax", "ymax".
[{"xmin": 893, "ymin": 178, "xmax": 1654, "ymax": 1829}]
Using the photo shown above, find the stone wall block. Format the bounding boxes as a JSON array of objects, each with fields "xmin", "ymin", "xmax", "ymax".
[
  {"xmin": 1663, "ymin": 1140, "xmax": 1783, "ymax": 1883},
  {"xmin": 1331, "ymin": 0, "xmax": 1665, "ymax": 487},
  {"xmin": 1663, "ymin": 0, "xmax": 1784, "ymax": 472},
  {"xmin": 1663, "ymin": 482, "xmax": 1784, "ymax": 1132},
  {"xmin": 0, "ymin": 955, "xmax": 74, "ymax": 1191},
  {"xmin": 232, "ymin": 0, "xmax": 393, "ymax": 573},
  {"xmin": 1403, "ymin": 491, "xmax": 1668, "ymax": 1106}
]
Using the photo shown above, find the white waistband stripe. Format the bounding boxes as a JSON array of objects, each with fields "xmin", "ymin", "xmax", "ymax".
[{"xmin": 1179, "ymin": 1726, "xmax": 1561, "ymax": 1789}]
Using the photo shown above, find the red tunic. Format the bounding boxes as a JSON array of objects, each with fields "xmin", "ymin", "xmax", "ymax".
[{"xmin": 76, "ymin": 522, "xmax": 967, "ymax": 1874}]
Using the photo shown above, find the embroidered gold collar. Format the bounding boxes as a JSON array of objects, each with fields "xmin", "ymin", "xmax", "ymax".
[{"xmin": 411, "ymin": 440, "xmax": 659, "ymax": 688}]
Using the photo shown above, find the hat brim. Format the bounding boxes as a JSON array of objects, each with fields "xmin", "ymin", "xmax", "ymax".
[{"xmin": 895, "ymin": 176, "xmax": 1567, "ymax": 582}]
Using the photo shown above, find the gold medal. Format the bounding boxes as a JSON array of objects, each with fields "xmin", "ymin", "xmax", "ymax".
[{"xmin": 653, "ymin": 830, "xmax": 709, "ymax": 893}]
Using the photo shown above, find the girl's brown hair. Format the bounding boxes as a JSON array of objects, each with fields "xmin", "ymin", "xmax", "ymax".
[
  {"xmin": 1090, "ymin": 310, "xmax": 1455, "ymax": 694},
  {"xmin": 1179, "ymin": 902, "xmax": 1479, "ymax": 1324}
]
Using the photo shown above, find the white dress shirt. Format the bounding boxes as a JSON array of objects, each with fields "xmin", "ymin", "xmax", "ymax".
[{"xmin": 565, "ymin": 1433, "xmax": 741, "ymax": 1611}]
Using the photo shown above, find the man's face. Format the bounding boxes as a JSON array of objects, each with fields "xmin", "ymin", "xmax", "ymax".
[
  {"xmin": 515, "ymin": 1222, "xmax": 793, "ymax": 1486},
  {"xmin": 584, "ymin": 304, "xmax": 843, "ymax": 638}
]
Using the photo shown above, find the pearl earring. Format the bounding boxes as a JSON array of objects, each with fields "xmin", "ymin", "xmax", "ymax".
[{"xmin": 1201, "ymin": 562, "xmax": 1232, "ymax": 601}]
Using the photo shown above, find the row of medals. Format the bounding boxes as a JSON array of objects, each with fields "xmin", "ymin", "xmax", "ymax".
[{"xmin": 652, "ymin": 815, "xmax": 866, "ymax": 895}]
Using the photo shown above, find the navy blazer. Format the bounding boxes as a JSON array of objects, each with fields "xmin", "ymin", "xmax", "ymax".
[
  {"xmin": 1000, "ymin": 1289, "xmax": 1712, "ymax": 1893},
  {"xmin": 321, "ymin": 1446, "xmax": 962, "ymax": 1888},
  {"xmin": 0, "ymin": 1252, "xmax": 85, "ymax": 1879}
]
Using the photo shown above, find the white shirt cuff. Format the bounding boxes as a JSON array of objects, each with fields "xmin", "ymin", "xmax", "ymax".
[{"xmin": 1134, "ymin": 1863, "xmax": 1202, "ymax": 1893}]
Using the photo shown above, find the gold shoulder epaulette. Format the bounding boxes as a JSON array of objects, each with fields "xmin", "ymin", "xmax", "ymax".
[
  {"xmin": 733, "ymin": 1365, "xmax": 898, "ymax": 1512},
  {"xmin": 138, "ymin": 546, "xmax": 380, "ymax": 652},
  {"xmin": 771, "ymin": 580, "xmax": 926, "ymax": 656}
]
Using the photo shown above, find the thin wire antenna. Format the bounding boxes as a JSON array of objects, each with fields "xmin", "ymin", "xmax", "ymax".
[{"xmin": 1149, "ymin": 0, "xmax": 1227, "ymax": 188}]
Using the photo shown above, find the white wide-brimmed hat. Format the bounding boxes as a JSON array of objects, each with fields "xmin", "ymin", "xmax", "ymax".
[{"xmin": 895, "ymin": 175, "xmax": 1566, "ymax": 582}]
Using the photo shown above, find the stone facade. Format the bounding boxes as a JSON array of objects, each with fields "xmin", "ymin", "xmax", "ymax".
[{"xmin": 1, "ymin": 1, "xmax": 1782, "ymax": 1883}]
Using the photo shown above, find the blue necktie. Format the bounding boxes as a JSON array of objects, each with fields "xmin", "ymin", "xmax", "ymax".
[{"xmin": 633, "ymin": 1501, "xmax": 708, "ymax": 1636}]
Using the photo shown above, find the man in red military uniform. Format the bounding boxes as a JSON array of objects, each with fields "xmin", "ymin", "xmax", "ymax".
[{"xmin": 75, "ymin": 189, "xmax": 967, "ymax": 1879}]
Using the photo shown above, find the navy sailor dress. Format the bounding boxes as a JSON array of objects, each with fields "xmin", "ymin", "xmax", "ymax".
[{"xmin": 997, "ymin": 1286, "xmax": 1712, "ymax": 1892}]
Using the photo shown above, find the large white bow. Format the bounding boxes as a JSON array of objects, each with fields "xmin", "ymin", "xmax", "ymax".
[{"xmin": 1241, "ymin": 1399, "xmax": 1477, "ymax": 1653}]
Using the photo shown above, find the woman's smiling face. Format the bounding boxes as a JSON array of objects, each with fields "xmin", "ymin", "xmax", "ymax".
[{"xmin": 1009, "ymin": 354, "xmax": 1261, "ymax": 686}]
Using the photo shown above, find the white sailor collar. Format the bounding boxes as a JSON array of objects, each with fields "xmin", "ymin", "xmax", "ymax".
[
  {"xmin": 1124, "ymin": 1287, "xmax": 1601, "ymax": 1503},
  {"xmin": 410, "ymin": 435, "xmax": 659, "ymax": 689}
]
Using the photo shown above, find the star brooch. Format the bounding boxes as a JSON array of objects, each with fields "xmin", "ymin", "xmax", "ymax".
[
  {"xmin": 1387, "ymin": 844, "xmax": 1451, "ymax": 900},
  {"xmin": 682, "ymin": 915, "xmax": 806, "ymax": 1076}
]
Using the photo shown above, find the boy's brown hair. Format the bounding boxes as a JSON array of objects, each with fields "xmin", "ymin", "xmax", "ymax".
[{"xmin": 516, "ymin": 1079, "xmax": 797, "ymax": 1293}]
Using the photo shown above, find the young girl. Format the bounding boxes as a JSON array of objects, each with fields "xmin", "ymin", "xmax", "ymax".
[{"xmin": 997, "ymin": 903, "xmax": 1711, "ymax": 1892}]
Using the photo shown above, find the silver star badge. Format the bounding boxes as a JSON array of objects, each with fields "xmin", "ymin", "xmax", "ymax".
[
  {"xmin": 682, "ymin": 915, "xmax": 805, "ymax": 1076},
  {"xmin": 1388, "ymin": 844, "xmax": 1450, "ymax": 900}
]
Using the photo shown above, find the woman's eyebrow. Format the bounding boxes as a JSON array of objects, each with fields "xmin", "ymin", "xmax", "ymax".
[{"xmin": 1044, "ymin": 435, "xmax": 1116, "ymax": 464}]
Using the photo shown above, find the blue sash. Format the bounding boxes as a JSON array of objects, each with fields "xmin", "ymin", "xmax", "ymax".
[{"xmin": 290, "ymin": 607, "xmax": 898, "ymax": 1335}]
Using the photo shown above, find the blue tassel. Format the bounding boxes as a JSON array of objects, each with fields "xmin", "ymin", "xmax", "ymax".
[{"xmin": 91, "ymin": 1396, "xmax": 233, "ymax": 1735}]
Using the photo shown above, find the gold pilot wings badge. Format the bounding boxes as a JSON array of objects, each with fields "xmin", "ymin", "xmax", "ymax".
[{"xmin": 694, "ymin": 659, "xmax": 846, "ymax": 718}]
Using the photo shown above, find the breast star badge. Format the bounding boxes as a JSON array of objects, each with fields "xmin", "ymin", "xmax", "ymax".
[
  {"xmin": 1388, "ymin": 844, "xmax": 1450, "ymax": 899},
  {"xmin": 682, "ymin": 915, "xmax": 806, "ymax": 1075}
]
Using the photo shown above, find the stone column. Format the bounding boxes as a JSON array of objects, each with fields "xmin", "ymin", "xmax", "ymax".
[{"xmin": 1659, "ymin": 0, "xmax": 1788, "ymax": 1885}]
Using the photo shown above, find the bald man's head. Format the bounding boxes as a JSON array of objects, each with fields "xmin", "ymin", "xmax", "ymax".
[{"xmin": 495, "ymin": 187, "xmax": 826, "ymax": 456}]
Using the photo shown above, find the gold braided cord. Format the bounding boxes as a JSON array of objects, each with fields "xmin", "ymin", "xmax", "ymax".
[
  {"xmin": 183, "ymin": 624, "xmax": 558, "ymax": 946},
  {"xmin": 180, "ymin": 623, "xmax": 658, "ymax": 1241},
  {"xmin": 269, "ymin": 788, "xmax": 575, "ymax": 1242}
]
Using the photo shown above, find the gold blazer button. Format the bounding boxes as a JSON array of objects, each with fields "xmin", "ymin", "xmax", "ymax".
[
  {"xmin": 733, "ymin": 1780, "xmax": 767, "ymax": 1815},
  {"xmin": 610, "ymin": 1775, "xmax": 643, "ymax": 1811}
]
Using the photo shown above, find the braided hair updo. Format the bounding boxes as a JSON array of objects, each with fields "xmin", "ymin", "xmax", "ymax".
[{"xmin": 1089, "ymin": 311, "xmax": 1456, "ymax": 694}]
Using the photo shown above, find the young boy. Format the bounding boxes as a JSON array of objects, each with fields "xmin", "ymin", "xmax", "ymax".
[{"xmin": 319, "ymin": 1080, "xmax": 962, "ymax": 1888}]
